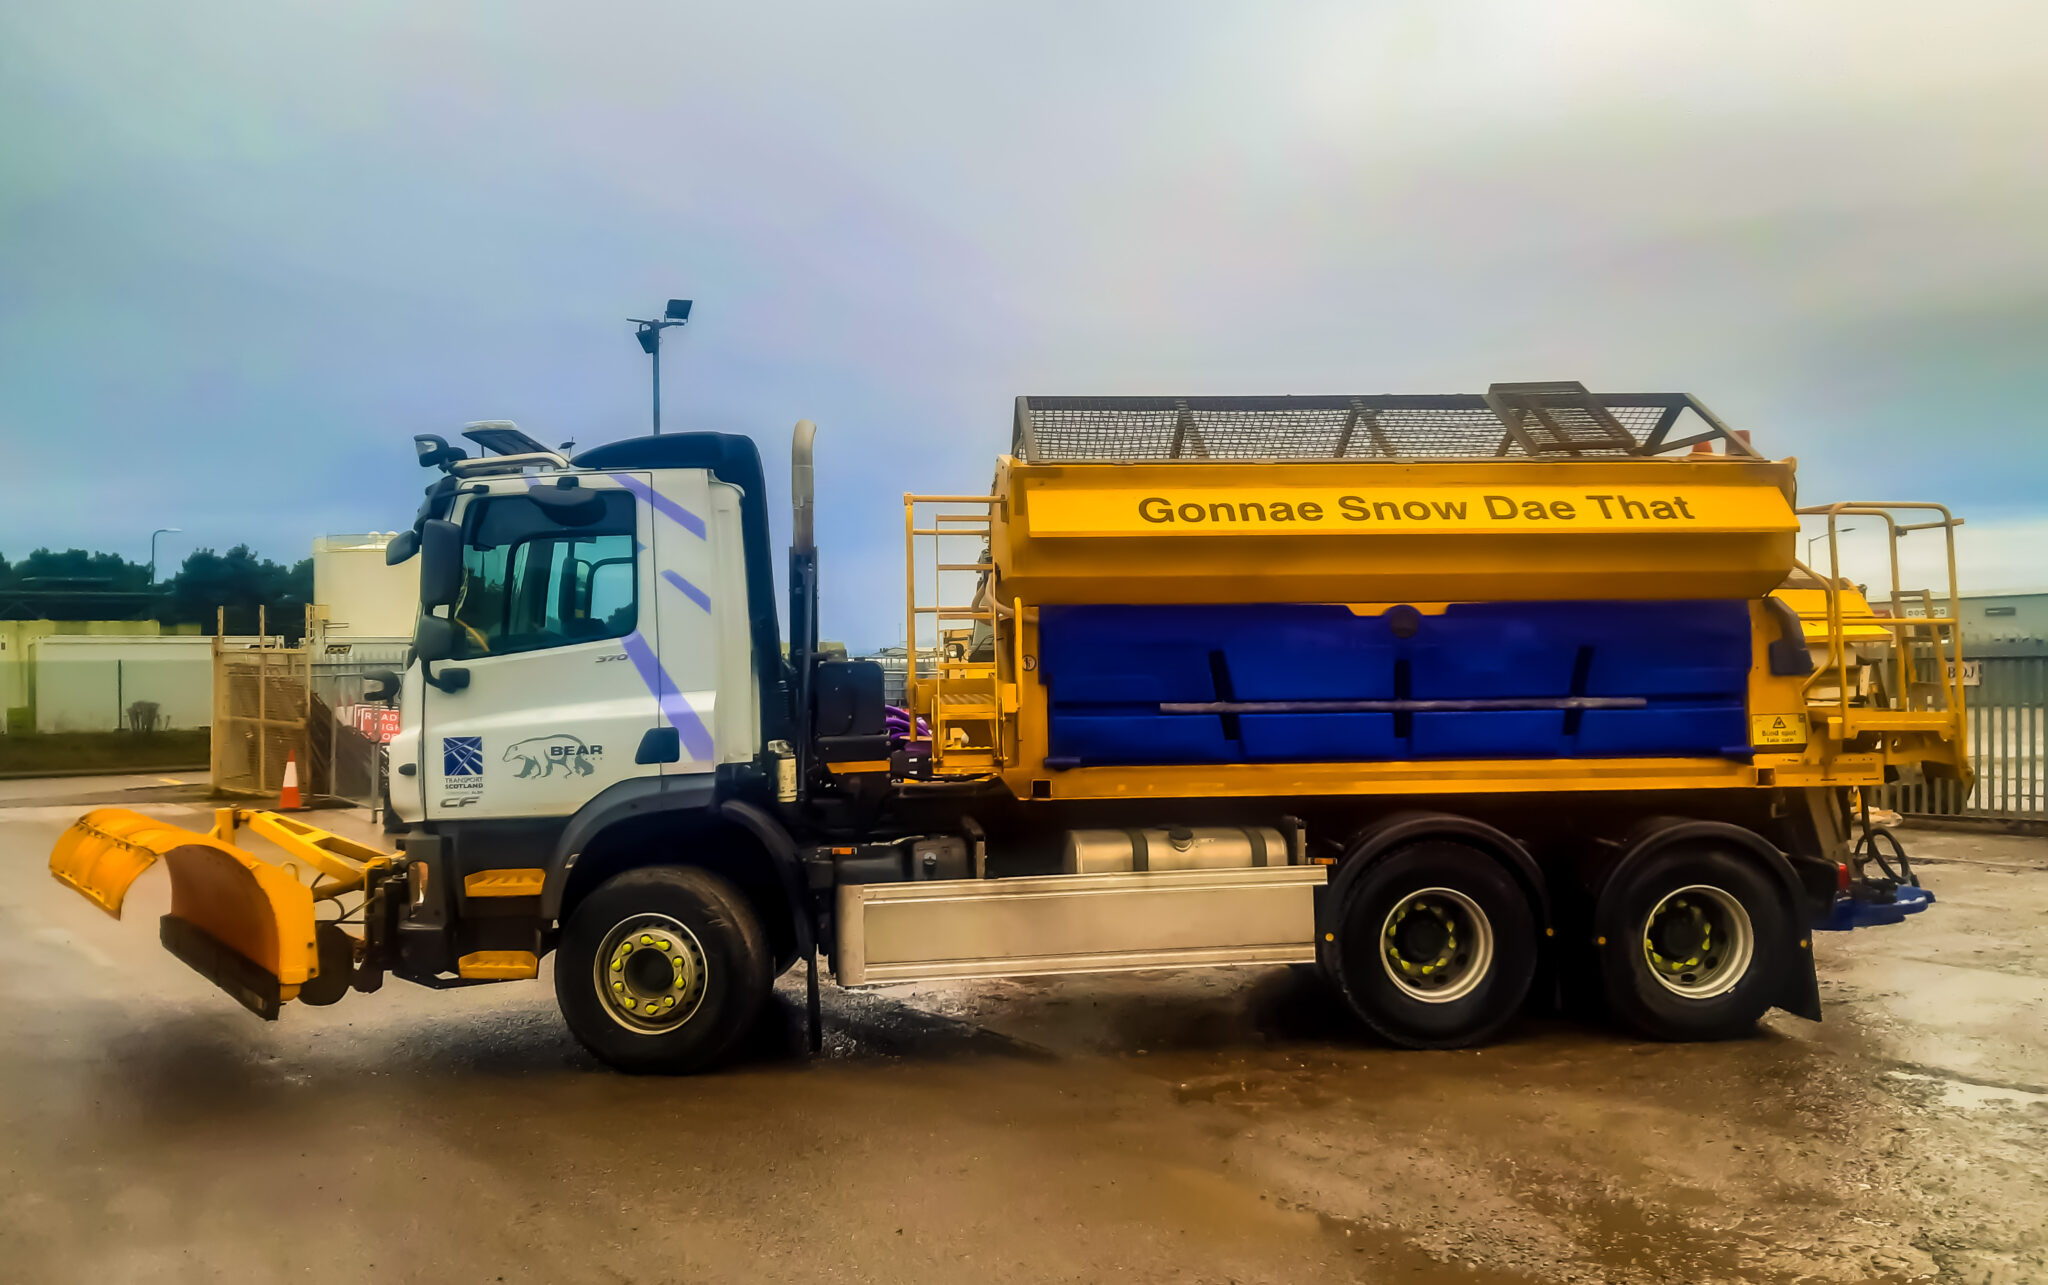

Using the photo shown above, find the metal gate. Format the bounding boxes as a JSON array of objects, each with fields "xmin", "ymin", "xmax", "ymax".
[
  {"xmin": 211, "ymin": 630, "xmax": 311, "ymax": 798},
  {"xmin": 1883, "ymin": 655, "xmax": 2048, "ymax": 818}
]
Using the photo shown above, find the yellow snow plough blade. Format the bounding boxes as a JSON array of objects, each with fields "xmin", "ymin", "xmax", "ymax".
[{"xmin": 48, "ymin": 807, "xmax": 395, "ymax": 1019}]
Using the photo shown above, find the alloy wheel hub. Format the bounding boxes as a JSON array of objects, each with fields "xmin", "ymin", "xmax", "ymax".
[{"xmin": 595, "ymin": 914, "xmax": 709, "ymax": 1033}]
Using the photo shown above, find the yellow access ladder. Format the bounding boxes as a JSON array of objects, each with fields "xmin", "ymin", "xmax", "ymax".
[
  {"xmin": 1796, "ymin": 501, "xmax": 1971, "ymax": 773},
  {"xmin": 903, "ymin": 493, "xmax": 1013, "ymax": 775}
]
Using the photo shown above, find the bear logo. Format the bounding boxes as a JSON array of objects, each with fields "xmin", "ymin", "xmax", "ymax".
[{"xmin": 503, "ymin": 734, "xmax": 603, "ymax": 778}]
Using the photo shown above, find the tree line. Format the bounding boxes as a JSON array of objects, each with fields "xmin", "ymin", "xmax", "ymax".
[{"xmin": 0, "ymin": 546, "xmax": 315, "ymax": 639}]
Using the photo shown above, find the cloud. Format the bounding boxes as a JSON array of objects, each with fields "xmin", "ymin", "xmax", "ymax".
[
  {"xmin": 1811, "ymin": 511, "xmax": 2048, "ymax": 600},
  {"xmin": 1, "ymin": 1, "xmax": 2043, "ymax": 648}
]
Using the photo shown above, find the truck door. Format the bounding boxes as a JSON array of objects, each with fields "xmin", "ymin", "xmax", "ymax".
[{"xmin": 423, "ymin": 474, "xmax": 660, "ymax": 820}]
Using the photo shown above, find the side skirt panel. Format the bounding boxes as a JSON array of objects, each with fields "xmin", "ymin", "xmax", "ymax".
[{"xmin": 834, "ymin": 865, "xmax": 1324, "ymax": 987}]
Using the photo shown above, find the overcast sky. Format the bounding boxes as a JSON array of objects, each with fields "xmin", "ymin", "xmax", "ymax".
[{"xmin": 3, "ymin": 1, "xmax": 2043, "ymax": 648}]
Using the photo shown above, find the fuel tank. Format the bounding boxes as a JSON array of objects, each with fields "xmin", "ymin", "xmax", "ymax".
[{"xmin": 1063, "ymin": 825, "xmax": 1294, "ymax": 874}]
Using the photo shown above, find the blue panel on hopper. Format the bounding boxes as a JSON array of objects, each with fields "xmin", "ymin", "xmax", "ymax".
[
  {"xmin": 1411, "ymin": 710, "xmax": 1569, "ymax": 758},
  {"xmin": 1237, "ymin": 713, "xmax": 1402, "ymax": 761},
  {"xmin": 1409, "ymin": 606, "xmax": 1580, "ymax": 698},
  {"xmin": 1224, "ymin": 607, "xmax": 1397, "ymax": 700},
  {"xmin": 1037, "ymin": 649, "xmax": 1215, "ymax": 704},
  {"xmin": 1046, "ymin": 712, "xmax": 1239, "ymax": 766},
  {"xmin": 1577, "ymin": 703, "xmax": 1749, "ymax": 757},
  {"xmin": 1038, "ymin": 600, "xmax": 1758, "ymax": 768},
  {"xmin": 1583, "ymin": 601, "xmax": 1752, "ymax": 697},
  {"xmin": 1036, "ymin": 605, "xmax": 1218, "ymax": 703}
]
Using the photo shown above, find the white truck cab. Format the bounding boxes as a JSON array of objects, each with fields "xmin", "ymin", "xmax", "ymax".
[{"xmin": 387, "ymin": 429, "xmax": 769, "ymax": 826}]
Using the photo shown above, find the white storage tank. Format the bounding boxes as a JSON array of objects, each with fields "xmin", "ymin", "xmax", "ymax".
[{"xmin": 313, "ymin": 534, "xmax": 419, "ymax": 642}]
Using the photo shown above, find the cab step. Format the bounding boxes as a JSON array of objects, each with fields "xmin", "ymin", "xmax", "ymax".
[
  {"xmin": 457, "ymin": 950, "xmax": 539, "ymax": 980},
  {"xmin": 463, "ymin": 868, "xmax": 546, "ymax": 897}
]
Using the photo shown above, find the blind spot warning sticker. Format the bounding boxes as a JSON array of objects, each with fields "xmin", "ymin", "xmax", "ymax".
[{"xmin": 1751, "ymin": 712, "xmax": 1810, "ymax": 747}]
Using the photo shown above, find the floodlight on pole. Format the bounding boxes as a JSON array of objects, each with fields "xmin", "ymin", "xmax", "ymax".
[
  {"xmin": 149, "ymin": 528, "xmax": 181, "ymax": 586},
  {"xmin": 627, "ymin": 299, "xmax": 693, "ymax": 434}
]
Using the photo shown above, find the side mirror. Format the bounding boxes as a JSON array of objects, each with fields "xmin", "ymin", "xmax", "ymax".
[
  {"xmin": 412, "ymin": 615, "xmax": 470, "ymax": 692},
  {"xmin": 385, "ymin": 528, "xmax": 419, "ymax": 565},
  {"xmin": 363, "ymin": 669, "xmax": 401, "ymax": 703},
  {"xmin": 414, "ymin": 614, "xmax": 456, "ymax": 662},
  {"xmin": 414, "ymin": 434, "xmax": 468, "ymax": 470},
  {"xmin": 419, "ymin": 518, "xmax": 463, "ymax": 607}
]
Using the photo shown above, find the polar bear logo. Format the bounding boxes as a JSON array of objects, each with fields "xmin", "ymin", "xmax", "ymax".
[{"xmin": 504, "ymin": 734, "xmax": 603, "ymax": 778}]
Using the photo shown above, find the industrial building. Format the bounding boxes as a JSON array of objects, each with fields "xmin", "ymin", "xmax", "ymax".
[{"xmin": 1931, "ymin": 590, "xmax": 2048, "ymax": 658}]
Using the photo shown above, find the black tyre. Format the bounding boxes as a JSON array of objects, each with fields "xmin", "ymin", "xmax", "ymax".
[
  {"xmin": 1596, "ymin": 845, "xmax": 1791, "ymax": 1042},
  {"xmin": 555, "ymin": 865, "xmax": 772, "ymax": 1074},
  {"xmin": 1328, "ymin": 841, "xmax": 1539, "ymax": 1049}
]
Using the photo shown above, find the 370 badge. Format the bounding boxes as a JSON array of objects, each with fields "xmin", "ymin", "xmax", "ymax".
[{"xmin": 441, "ymin": 736, "xmax": 485, "ymax": 809}]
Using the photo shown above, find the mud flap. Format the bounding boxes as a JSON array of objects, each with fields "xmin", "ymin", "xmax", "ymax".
[
  {"xmin": 1778, "ymin": 936, "xmax": 1823, "ymax": 1022},
  {"xmin": 49, "ymin": 809, "xmax": 320, "ymax": 1007}
]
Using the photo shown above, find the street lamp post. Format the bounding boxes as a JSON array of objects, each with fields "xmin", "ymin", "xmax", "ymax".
[
  {"xmin": 628, "ymin": 299, "xmax": 693, "ymax": 434},
  {"xmin": 1807, "ymin": 527, "xmax": 1855, "ymax": 568},
  {"xmin": 149, "ymin": 527, "xmax": 181, "ymax": 585}
]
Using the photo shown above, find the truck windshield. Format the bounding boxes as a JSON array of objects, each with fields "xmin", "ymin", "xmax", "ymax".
[{"xmin": 450, "ymin": 491, "xmax": 637, "ymax": 658}]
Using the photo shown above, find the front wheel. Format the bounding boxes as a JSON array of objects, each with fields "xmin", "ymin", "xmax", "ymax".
[
  {"xmin": 556, "ymin": 865, "xmax": 772, "ymax": 1074},
  {"xmin": 1596, "ymin": 846, "xmax": 1792, "ymax": 1042},
  {"xmin": 1328, "ymin": 841, "xmax": 1539, "ymax": 1049}
]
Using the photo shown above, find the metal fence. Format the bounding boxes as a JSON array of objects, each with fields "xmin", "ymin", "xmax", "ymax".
[
  {"xmin": 310, "ymin": 645, "xmax": 408, "ymax": 806},
  {"xmin": 1883, "ymin": 655, "xmax": 2047, "ymax": 818}
]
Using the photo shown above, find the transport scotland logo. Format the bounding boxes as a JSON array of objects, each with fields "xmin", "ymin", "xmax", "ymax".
[
  {"xmin": 441, "ymin": 736, "xmax": 485, "ymax": 808},
  {"xmin": 443, "ymin": 736, "xmax": 483, "ymax": 776}
]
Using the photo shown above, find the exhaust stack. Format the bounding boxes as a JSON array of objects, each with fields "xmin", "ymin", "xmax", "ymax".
[
  {"xmin": 791, "ymin": 419, "xmax": 817, "ymax": 552},
  {"xmin": 787, "ymin": 420, "xmax": 821, "ymax": 804}
]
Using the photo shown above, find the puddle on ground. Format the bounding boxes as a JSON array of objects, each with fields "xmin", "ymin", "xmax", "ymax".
[{"xmin": 1885, "ymin": 1068, "xmax": 2048, "ymax": 1112}]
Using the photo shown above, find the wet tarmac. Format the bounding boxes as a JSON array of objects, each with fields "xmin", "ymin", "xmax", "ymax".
[{"xmin": 3, "ymin": 779, "xmax": 2043, "ymax": 1283}]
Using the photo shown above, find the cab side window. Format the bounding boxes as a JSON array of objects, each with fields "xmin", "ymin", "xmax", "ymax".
[{"xmin": 451, "ymin": 491, "xmax": 637, "ymax": 659}]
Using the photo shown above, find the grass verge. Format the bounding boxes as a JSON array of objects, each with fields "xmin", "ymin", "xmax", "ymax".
[{"xmin": 0, "ymin": 730, "xmax": 211, "ymax": 776}]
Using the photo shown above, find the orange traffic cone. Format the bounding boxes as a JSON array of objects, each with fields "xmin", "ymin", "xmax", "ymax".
[{"xmin": 280, "ymin": 751, "xmax": 303, "ymax": 810}]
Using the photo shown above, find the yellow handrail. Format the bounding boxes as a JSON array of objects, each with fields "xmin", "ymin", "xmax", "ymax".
[
  {"xmin": 904, "ymin": 493, "xmax": 1008, "ymax": 774},
  {"xmin": 1796, "ymin": 501, "xmax": 1966, "ymax": 745}
]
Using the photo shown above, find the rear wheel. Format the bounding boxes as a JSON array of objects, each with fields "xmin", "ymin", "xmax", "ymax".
[
  {"xmin": 1329, "ymin": 842, "xmax": 1538, "ymax": 1048},
  {"xmin": 1597, "ymin": 846, "xmax": 1790, "ymax": 1041},
  {"xmin": 556, "ymin": 865, "xmax": 771, "ymax": 1073}
]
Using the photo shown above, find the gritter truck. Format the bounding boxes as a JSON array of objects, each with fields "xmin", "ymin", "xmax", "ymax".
[{"xmin": 51, "ymin": 382, "xmax": 1963, "ymax": 1071}]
